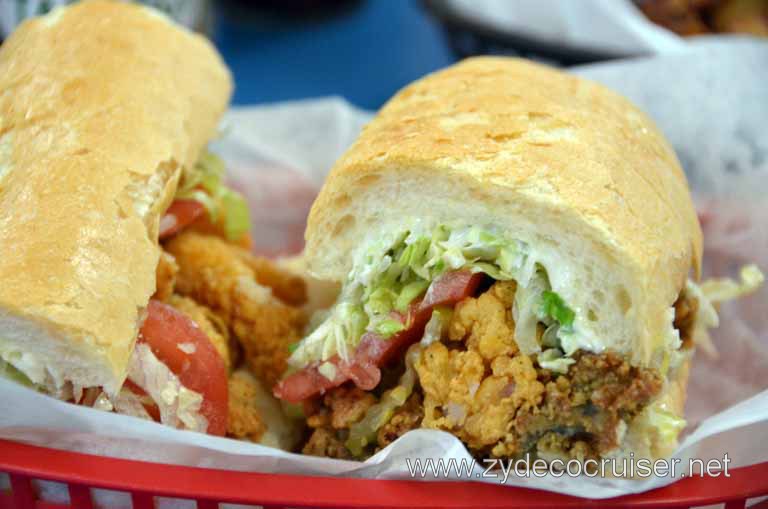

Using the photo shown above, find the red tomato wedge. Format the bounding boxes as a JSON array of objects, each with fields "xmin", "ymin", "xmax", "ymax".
[
  {"xmin": 137, "ymin": 300, "xmax": 228, "ymax": 436},
  {"xmin": 273, "ymin": 270, "xmax": 484, "ymax": 403},
  {"xmin": 159, "ymin": 199, "xmax": 206, "ymax": 240}
]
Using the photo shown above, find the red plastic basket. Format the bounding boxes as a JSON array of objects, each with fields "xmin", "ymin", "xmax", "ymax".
[{"xmin": 1, "ymin": 439, "xmax": 767, "ymax": 509}]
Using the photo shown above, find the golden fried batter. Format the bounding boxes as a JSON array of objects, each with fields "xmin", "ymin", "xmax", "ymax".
[
  {"xmin": 515, "ymin": 353, "xmax": 662, "ymax": 456},
  {"xmin": 416, "ymin": 341, "xmax": 544, "ymax": 455},
  {"xmin": 448, "ymin": 280, "xmax": 519, "ymax": 359},
  {"xmin": 164, "ymin": 232, "xmax": 306, "ymax": 387},
  {"xmin": 303, "ymin": 424, "xmax": 351, "ymax": 459},
  {"xmin": 325, "ymin": 386, "xmax": 376, "ymax": 430},
  {"xmin": 417, "ymin": 280, "xmax": 659, "ymax": 459},
  {"xmin": 153, "ymin": 251, "xmax": 178, "ymax": 301},
  {"xmin": 377, "ymin": 393, "xmax": 423, "ymax": 449},
  {"xmin": 237, "ymin": 249, "xmax": 307, "ymax": 307},
  {"xmin": 168, "ymin": 294, "xmax": 234, "ymax": 372},
  {"xmin": 302, "ymin": 280, "xmax": 664, "ymax": 461},
  {"xmin": 227, "ymin": 369, "xmax": 267, "ymax": 442}
]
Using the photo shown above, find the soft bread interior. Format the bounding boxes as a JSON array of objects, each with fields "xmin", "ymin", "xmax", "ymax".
[
  {"xmin": 308, "ymin": 169, "xmax": 676, "ymax": 369},
  {"xmin": 0, "ymin": 0, "xmax": 232, "ymax": 394}
]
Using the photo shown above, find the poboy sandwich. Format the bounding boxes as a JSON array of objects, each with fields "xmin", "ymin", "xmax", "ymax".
[
  {"xmin": 0, "ymin": 0, "xmax": 304, "ymax": 448},
  {"xmin": 275, "ymin": 57, "xmax": 764, "ymax": 463}
]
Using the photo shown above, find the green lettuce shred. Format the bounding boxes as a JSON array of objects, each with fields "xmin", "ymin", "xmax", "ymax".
[
  {"xmin": 540, "ymin": 290, "xmax": 575, "ymax": 329},
  {"xmin": 0, "ymin": 359, "xmax": 38, "ymax": 390},
  {"xmin": 345, "ymin": 345, "xmax": 421, "ymax": 456},
  {"xmin": 647, "ymin": 405, "xmax": 687, "ymax": 444},
  {"xmin": 537, "ymin": 348, "xmax": 575, "ymax": 374},
  {"xmin": 289, "ymin": 224, "xmax": 579, "ymax": 368},
  {"xmin": 374, "ymin": 318, "xmax": 406, "ymax": 336},
  {"xmin": 701, "ymin": 264, "xmax": 764, "ymax": 303},
  {"xmin": 176, "ymin": 150, "xmax": 251, "ymax": 241}
]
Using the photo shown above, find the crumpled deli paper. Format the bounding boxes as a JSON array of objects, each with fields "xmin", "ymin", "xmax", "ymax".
[
  {"xmin": 1, "ymin": 40, "xmax": 767, "ymax": 506},
  {"xmin": 441, "ymin": 0, "xmax": 740, "ymax": 55}
]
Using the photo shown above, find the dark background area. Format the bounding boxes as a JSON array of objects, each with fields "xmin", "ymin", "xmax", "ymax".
[{"xmin": 213, "ymin": 0, "xmax": 455, "ymax": 109}]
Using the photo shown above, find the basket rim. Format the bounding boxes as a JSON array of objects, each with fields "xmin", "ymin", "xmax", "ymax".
[{"xmin": 1, "ymin": 439, "xmax": 767, "ymax": 508}]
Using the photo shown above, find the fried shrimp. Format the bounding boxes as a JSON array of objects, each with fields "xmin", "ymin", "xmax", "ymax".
[
  {"xmin": 153, "ymin": 251, "xmax": 178, "ymax": 301},
  {"xmin": 237, "ymin": 249, "xmax": 308, "ymax": 307},
  {"xmin": 448, "ymin": 280, "xmax": 519, "ymax": 359},
  {"xmin": 416, "ymin": 282, "xmax": 662, "ymax": 458},
  {"xmin": 164, "ymin": 231, "xmax": 307, "ymax": 387},
  {"xmin": 227, "ymin": 369, "xmax": 268, "ymax": 442}
]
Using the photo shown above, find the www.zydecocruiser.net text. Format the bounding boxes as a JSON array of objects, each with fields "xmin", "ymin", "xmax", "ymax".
[{"xmin": 405, "ymin": 454, "xmax": 732, "ymax": 482}]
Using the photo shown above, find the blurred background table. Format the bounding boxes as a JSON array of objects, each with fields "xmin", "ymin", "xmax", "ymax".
[
  {"xmin": 213, "ymin": 0, "xmax": 455, "ymax": 109},
  {"xmin": 2, "ymin": 0, "xmax": 765, "ymax": 110}
]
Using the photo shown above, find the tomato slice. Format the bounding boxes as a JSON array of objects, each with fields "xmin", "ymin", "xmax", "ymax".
[
  {"xmin": 273, "ymin": 270, "xmax": 484, "ymax": 403},
  {"xmin": 159, "ymin": 199, "xmax": 206, "ymax": 240},
  {"xmin": 137, "ymin": 300, "xmax": 228, "ymax": 435}
]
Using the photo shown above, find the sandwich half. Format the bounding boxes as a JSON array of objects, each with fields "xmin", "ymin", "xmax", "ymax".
[
  {"xmin": 0, "ymin": 0, "xmax": 304, "ymax": 447},
  {"xmin": 275, "ymin": 57, "xmax": 761, "ymax": 463}
]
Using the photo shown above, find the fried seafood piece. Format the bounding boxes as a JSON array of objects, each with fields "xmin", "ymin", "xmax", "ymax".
[
  {"xmin": 417, "ymin": 341, "xmax": 544, "ymax": 455},
  {"xmin": 168, "ymin": 294, "xmax": 234, "ymax": 372},
  {"xmin": 302, "ymin": 422, "xmax": 352, "ymax": 459},
  {"xmin": 227, "ymin": 369, "xmax": 268, "ymax": 442},
  {"xmin": 376, "ymin": 393, "xmax": 424, "ymax": 449},
  {"xmin": 239, "ymin": 252, "xmax": 307, "ymax": 307},
  {"xmin": 153, "ymin": 251, "xmax": 178, "ymax": 301},
  {"xmin": 302, "ymin": 386, "xmax": 376, "ymax": 458},
  {"xmin": 324, "ymin": 386, "xmax": 377, "ymax": 429},
  {"xmin": 300, "ymin": 280, "xmax": 666, "ymax": 460},
  {"xmin": 515, "ymin": 353, "xmax": 663, "ymax": 457},
  {"xmin": 229, "ymin": 369, "xmax": 304, "ymax": 450},
  {"xmin": 416, "ymin": 280, "xmax": 662, "ymax": 459},
  {"xmin": 303, "ymin": 385, "xmax": 424, "ymax": 458},
  {"xmin": 448, "ymin": 280, "xmax": 519, "ymax": 359},
  {"xmin": 164, "ymin": 231, "xmax": 307, "ymax": 387}
]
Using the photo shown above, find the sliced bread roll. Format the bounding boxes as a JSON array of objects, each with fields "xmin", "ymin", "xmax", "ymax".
[
  {"xmin": 304, "ymin": 57, "xmax": 702, "ymax": 371},
  {"xmin": 0, "ymin": 0, "xmax": 232, "ymax": 394}
]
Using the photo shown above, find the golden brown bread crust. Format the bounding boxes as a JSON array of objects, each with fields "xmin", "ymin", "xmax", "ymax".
[
  {"xmin": 0, "ymin": 0, "xmax": 232, "ymax": 392},
  {"xmin": 308, "ymin": 57, "xmax": 701, "ymax": 277},
  {"xmin": 304, "ymin": 57, "xmax": 702, "ymax": 368}
]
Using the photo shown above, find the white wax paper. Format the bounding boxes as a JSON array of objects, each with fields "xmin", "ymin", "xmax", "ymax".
[
  {"xmin": 1, "ymin": 40, "xmax": 767, "ymax": 505},
  {"xmin": 440, "ymin": 0, "xmax": 749, "ymax": 55}
]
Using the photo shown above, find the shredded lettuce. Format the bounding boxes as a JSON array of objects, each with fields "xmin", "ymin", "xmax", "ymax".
[
  {"xmin": 537, "ymin": 348, "xmax": 575, "ymax": 374},
  {"xmin": 290, "ymin": 301, "xmax": 368, "ymax": 367},
  {"xmin": 177, "ymin": 150, "xmax": 251, "ymax": 241},
  {"xmin": 112, "ymin": 388, "xmax": 152, "ymax": 420},
  {"xmin": 220, "ymin": 190, "xmax": 250, "ymax": 241},
  {"xmin": 374, "ymin": 318, "xmax": 406, "ymax": 336},
  {"xmin": 0, "ymin": 359, "xmax": 38, "ymax": 389},
  {"xmin": 421, "ymin": 307, "xmax": 453, "ymax": 346},
  {"xmin": 346, "ymin": 344, "xmax": 421, "ymax": 456},
  {"xmin": 701, "ymin": 264, "xmax": 764, "ymax": 303},
  {"xmin": 647, "ymin": 403, "xmax": 687, "ymax": 444},
  {"xmin": 395, "ymin": 280, "xmax": 430, "ymax": 312},
  {"xmin": 540, "ymin": 291, "xmax": 575, "ymax": 329},
  {"xmin": 681, "ymin": 265, "xmax": 764, "ymax": 355},
  {"xmin": 512, "ymin": 270, "xmax": 547, "ymax": 354},
  {"xmin": 289, "ymin": 224, "xmax": 578, "ymax": 368},
  {"xmin": 317, "ymin": 362, "xmax": 338, "ymax": 380},
  {"xmin": 127, "ymin": 343, "xmax": 208, "ymax": 432}
]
